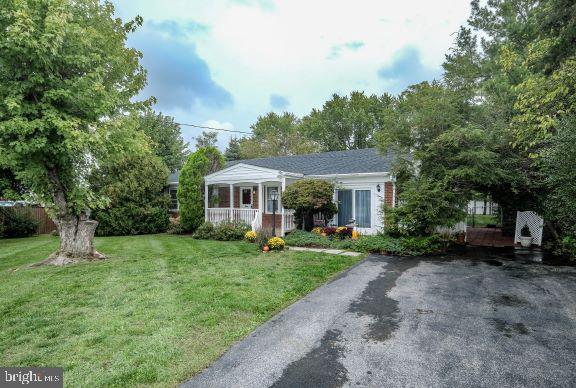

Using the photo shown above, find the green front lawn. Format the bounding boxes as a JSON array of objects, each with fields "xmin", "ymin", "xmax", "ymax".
[{"xmin": 0, "ymin": 234, "xmax": 361, "ymax": 386}]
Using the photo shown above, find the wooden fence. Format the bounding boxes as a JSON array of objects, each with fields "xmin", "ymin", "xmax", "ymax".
[{"xmin": 9, "ymin": 207, "xmax": 57, "ymax": 235}]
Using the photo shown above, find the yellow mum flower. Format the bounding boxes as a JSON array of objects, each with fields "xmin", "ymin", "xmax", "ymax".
[
  {"xmin": 267, "ymin": 237, "xmax": 285, "ymax": 250},
  {"xmin": 245, "ymin": 230, "xmax": 257, "ymax": 242}
]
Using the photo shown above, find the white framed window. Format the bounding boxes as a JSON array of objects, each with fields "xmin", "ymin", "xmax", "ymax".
[
  {"xmin": 336, "ymin": 188, "xmax": 372, "ymax": 228},
  {"xmin": 169, "ymin": 185, "xmax": 178, "ymax": 210},
  {"xmin": 266, "ymin": 186, "xmax": 279, "ymax": 213}
]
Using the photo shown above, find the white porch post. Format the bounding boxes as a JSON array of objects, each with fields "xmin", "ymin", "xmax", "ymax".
[
  {"xmin": 258, "ymin": 182, "xmax": 264, "ymax": 228},
  {"xmin": 281, "ymin": 176, "xmax": 286, "ymax": 236},
  {"xmin": 392, "ymin": 178, "xmax": 397, "ymax": 208},
  {"xmin": 204, "ymin": 182, "xmax": 209, "ymax": 222},
  {"xmin": 229, "ymin": 184, "xmax": 234, "ymax": 221}
]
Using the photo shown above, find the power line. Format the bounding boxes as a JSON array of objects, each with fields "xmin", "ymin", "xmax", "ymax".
[{"xmin": 176, "ymin": 122, "xmax": 251, "ymax": 135}]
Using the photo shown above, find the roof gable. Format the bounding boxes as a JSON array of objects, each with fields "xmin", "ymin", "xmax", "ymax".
[{"xmin": 205, "ymin": 163, "xmax": 302, "ymax": 184}]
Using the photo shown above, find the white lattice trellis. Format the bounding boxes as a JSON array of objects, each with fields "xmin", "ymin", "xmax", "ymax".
[{"xmin": 515, "ymin": 211, "xmax": 544, "ymax": 246}]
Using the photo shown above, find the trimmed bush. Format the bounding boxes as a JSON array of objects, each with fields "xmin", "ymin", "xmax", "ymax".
[
  {"xmin": 167, "ymin": 217, "xmax": 185, "ymax": 234},
  {"xmin": 0, "ymin": 207, "xmax": 38, "ymax": 238},
  {"xmin": 284, "ymin": 230, "xmax": 334, "ymax": 248},
  {"xmin": 192, "ymin": 221, "xmax": 250, "ymax": 241},
  {"xmin": 282, "ymin": 179, "xmax": 338, "ymax": 231},
  {"xmin": 94, "ymin": 206, "xmax": 169, "ymax": 236},
  {"xmin": 178, "ymin": 147, "xmax": 225, "ymax": 233},
  {"xmin": 91, "ymin": 152, "xmax": 170, "ymax": 237}
]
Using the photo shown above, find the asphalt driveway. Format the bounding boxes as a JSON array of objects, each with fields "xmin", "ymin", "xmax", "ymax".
[{"xmin": 183, "ymin": 248, "xmax": 576, "ymax": 388}]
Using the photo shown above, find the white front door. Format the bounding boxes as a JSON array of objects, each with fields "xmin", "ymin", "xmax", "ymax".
[{"xmin": 240, "ymin": 187, "xmax": 253, "ymax": 208}]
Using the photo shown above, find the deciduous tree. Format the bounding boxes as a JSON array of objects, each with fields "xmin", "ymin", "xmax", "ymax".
[
  {"xmin": 302, "ymin": 91, "xmax": 393, "ymax": 151},
  {"xmin": 138, "ymin": 111, "xmax": 189, "ymax": 171},
  {"xmin": 239, "ymin": 112, "xmax": 318, "ymax": 158},
  {"xmin": 0, "ymin": 0, "xmax": 148, "ymax": 264},
  {"xmin": 195, "ymin": 131, "xmax": 218, "ymax": 149}
]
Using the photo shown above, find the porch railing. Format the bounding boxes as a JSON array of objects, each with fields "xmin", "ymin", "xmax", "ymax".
[
  {"xmin": 206, "ymin": 208, "xmax": 258, "ymax": 227},
  {"xmin": 284, "ymin": 209, "xmax": 295, "ymax": 232}
]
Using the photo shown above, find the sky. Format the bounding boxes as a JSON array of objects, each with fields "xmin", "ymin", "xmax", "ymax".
[{"xmin": 112, "ymin": 0, "xmax": 472, "ymax": 151}]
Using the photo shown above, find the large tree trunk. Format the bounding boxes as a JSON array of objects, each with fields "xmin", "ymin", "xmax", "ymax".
[
  {"xmin": 39, "ymin": 166, "xmax": 105, "ymax": 265},
  {"xmin": 42, "ymin": 216, "xmax": 105, "ymax": 265}
]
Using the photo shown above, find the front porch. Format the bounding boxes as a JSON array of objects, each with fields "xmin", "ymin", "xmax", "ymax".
[{"xmin": 204, "ymin": 182, "xmax": 296, "ymax": 236}]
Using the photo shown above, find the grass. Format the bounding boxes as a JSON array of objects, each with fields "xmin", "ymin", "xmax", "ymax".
[
  {"xmin": 0, "ymin": 234, "xmax": 361, "ymax": 387},
  {"xmin": 467, "ymin": 214, "xmax": 501, "ymax": 228}
]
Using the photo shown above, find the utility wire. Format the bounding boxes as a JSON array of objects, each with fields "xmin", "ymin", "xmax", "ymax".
[{"xmin": 176, "ymin": 122, "xmax": 251, "ymax": 135}]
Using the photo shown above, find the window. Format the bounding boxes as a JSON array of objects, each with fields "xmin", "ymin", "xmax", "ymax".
[
  {"xmin": 169, "ymin": 187, "xmax": 178, "ymax": 210},
  {"xmin": 337, "ymin": 190, "xmax": 353, "ymax": 226},
  {"xmin": 266, "ymin": 186, "xmax": 279, "ymax": 213},
  {"xmin": 355, "ymin": 190, "xmax": 371, "ymax": 228},
  {"xmin": 336, "ymin": 189, "xmax": 372, "ymax": 228}
]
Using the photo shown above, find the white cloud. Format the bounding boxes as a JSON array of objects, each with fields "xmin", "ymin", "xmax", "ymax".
[{"xmin": 114, "ymin": 0, "xmax": 471, "ymax": 150}]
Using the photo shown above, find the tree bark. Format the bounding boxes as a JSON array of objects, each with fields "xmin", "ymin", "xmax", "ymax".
[
  {"xmin": 41, "ymin": 216, "xmax": 105, "ymax": 265},
  {"xmin": 39, "ymin": 166, "xmax": 105, "ymax": 266}
]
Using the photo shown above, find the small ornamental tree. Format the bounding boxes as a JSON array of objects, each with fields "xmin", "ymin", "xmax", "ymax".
[
  {"xmin": 178, "ymin": 147, "xmax": 224, "ymax": 232},
  {"xmin": 282, "ymin": 179, "xmax": 337, "ymax": 231},
  {"xmin": 0, "ymin": 1, "xmax": 149, "ymax": 264}
]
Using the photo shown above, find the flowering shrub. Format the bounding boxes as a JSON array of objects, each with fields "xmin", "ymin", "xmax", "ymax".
[
  {"xmin": 267, "ymin": 237, "xmax": 285, "ymax": 250},
  {"xmin": 245, "ymin": 230, "xmax": 257, "ymax": 242},
  {"xmin": 312, "ymin": 227, "xmax": 323, "ymax": 235},
  {"xmin": 322, "ymin": 227, "xmax": 337, "ymax": 236},
  {"xmin": 335, "ymin": 226, "xmax": 353, "ymax": 239}
]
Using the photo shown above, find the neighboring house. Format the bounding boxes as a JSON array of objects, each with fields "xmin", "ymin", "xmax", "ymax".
[{"xmin": 200, "ymin": 148, "xmax": 397, "ymax": 236}]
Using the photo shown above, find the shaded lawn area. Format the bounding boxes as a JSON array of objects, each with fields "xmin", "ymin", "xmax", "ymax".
[
  {"xmin": 0, "ymin": 234, "xmax": 361, "ymax": 387},
  {"xmin": 467, "ymin": 214, "xmax": 500, "ymax": 228}
]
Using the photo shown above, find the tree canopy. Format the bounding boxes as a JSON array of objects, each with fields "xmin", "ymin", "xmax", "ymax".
[
  {"xmin": 195, "ymin": 131, "xmax": 218, "ymax": 149},
  {"xmin": 138, "ymin": 111, "xmax": 189, "ymax": 172},
  {"xmin": 0, "ymin": 0, "xmax": 148, "ymax": 263},
  {"xmin": 224, "ymin": 137, "xmax": 242, "ymax": 161},
  {"xmin": 238, "ymin": 112, "xmax": 318, "ymax": 159},
  {"xmin": 302, "ymin": 91, "xmax": 393, "ymax": 152}
]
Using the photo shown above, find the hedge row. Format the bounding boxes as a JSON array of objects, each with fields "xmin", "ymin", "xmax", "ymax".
[{"xmin": 284, "ymin": 230, "xmax": 450, "ymax": 256}]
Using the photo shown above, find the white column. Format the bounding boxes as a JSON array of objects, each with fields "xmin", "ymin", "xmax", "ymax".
[
  {"xmin": 258, "ymin": 182, "xmax": 264, "ymax": 228},
  {"xmin": 229, "ymin": 184, "xmax": 234, "ymax": 221},
  {"xmin": 281, "ymin": 176, "xmax": 286, "ymax": 236},
  {"xmin": 392, "ymin": 181, "xmax": 396, "ymax": 208},
  {"xmin": 204, "ymin": 182, "xmax": 209, "ymax": 222}
]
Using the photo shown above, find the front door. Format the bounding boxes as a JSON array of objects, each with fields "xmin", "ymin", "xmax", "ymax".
[{"xmin": 240, "ymin": 187, "xmax": 253, "ymax": 208}]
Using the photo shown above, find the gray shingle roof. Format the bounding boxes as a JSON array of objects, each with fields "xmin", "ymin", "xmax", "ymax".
[{"xmin": 227, "ymin": 148, "xmax": 393, "ymax": 175}]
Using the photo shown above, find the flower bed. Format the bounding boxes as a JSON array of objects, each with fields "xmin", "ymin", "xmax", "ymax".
[{"xmin": 284, "ymin": 230, "xmax": 451, "ymax": 256}]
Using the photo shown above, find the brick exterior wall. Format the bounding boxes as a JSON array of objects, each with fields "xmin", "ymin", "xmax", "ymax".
[
  {"xmin": 384, "ymin": 182, "xmax": 395, "ymax": 207},
  {"xmin": 214, "ymin": 185, "xmax": 258, "ymax": 209}
]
